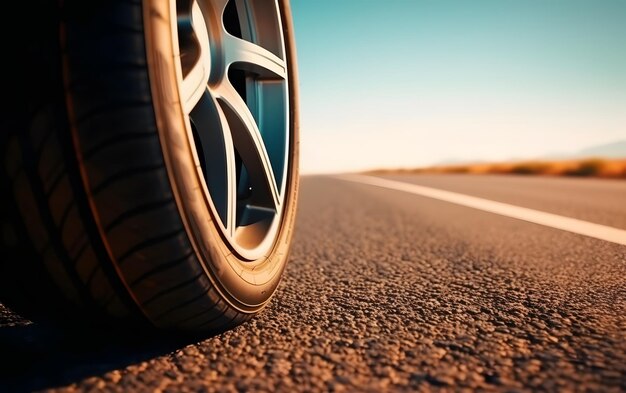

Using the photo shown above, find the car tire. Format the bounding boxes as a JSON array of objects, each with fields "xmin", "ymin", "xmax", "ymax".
[{"xmin": 0, "ymin": 0, "xmax": 299, "ymax": 333}]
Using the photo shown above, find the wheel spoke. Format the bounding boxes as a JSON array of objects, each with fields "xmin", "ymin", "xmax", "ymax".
[
  {"xmin": 215, "ymin": 102, "xmax": 238, "ymax": 235},
  {"xmin": 181, "ymin": 1, "xmax": 212, "ymax": 114},
  {"xmin": 189, "ymin": 92, "xmax": 237, "ymax": 235},
  {"xmin": 211, "ymin": 0, "xmax": 231, "ymax": 14},
  {"xmin": 222, "ymin": 33, "xmax": 287, "ymax": 80},
  {"xmin": 214, "ymin": 82, "xmax": 280, "ymax": 211}
]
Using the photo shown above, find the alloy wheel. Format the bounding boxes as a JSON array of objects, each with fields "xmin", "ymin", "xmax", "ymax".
[{"xmin": 176, "ymin": 0, "xmax": 290, "ymax": 260}]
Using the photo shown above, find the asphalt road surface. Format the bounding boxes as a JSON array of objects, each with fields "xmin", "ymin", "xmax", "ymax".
[{"xmin": 2, "ymin": 174, "xmax": 625, "ymax": 392}]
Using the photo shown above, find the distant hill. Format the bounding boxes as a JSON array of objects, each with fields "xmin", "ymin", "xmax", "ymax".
[
  {"xmin": 572, "ymin": 140, "xmax": 626, "ymax": 159},
  {"xmin": 434, "ymin": 140, "xmax": 626, "ymax": 168},
  {"xmin": 366, "ymin": 139, "xmax": 626, "ymax": 178}
]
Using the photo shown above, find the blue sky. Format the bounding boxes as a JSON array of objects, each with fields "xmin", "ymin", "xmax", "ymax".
[{"xmin": 290, "ymin": 0, "xmax": 626, "ymax": 174}]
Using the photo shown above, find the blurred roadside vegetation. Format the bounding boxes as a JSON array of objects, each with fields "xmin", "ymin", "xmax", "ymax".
[{"xmin": 366, "ymin": 158, "xmax": 626, "ymax": 179}]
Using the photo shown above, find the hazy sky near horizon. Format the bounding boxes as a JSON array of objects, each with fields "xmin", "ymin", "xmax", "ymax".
[{"xmin": 290, "ymin": 0, "xmax": 626, "ymax": 174}]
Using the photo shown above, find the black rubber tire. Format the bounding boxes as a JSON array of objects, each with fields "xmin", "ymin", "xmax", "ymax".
[{"xmin": 0, "ymin": 0, "xmax": 299, "ymax": 334}]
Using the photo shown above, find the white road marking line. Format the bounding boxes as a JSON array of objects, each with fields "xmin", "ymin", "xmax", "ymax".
[{"xmin": 338, "ymin": 174, "xmax": 626, "ymax": 247}]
